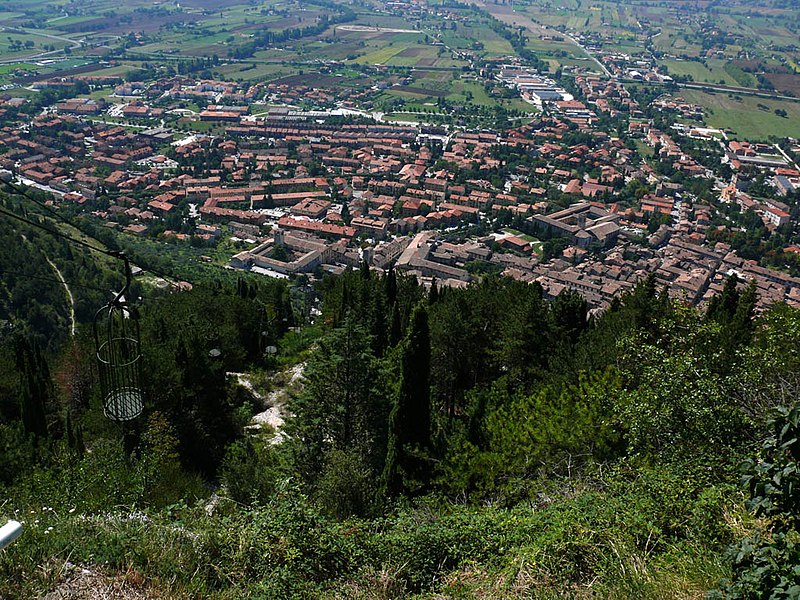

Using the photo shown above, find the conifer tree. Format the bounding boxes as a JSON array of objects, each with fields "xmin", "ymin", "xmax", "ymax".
[
  {"xmin": 389, "ymin": 302, "xmax": 402, "ymax": 347},
  {"xmin": 290, "ymin": 316, "xmax": 384, "ymax": 482},
  {"xmin": 14, "ymin": 335, "xmax": 50, "ymax": 439},
  {"xmin": 384, "ymin": 264, "xmax": 397, "ymax": 306},
  {"xmin": 706, "ymin": 274, "xmax": 740, "ymax": 324},
  {"xmin": 429, "ymin": 278, "xmax": 439, "ymax": 303},
  {"xmin": 550, "ymin": 288, "xmax": 588, "ymax": 343},
  {"xmin": 383, "ymin": 302, "xmax": 431, "ymax": 496}
]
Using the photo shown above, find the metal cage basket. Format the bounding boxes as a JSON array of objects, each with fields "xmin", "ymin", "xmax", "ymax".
[{"xmin": 93, "ymin": 256, "xmax": 144, "ymax": 422}]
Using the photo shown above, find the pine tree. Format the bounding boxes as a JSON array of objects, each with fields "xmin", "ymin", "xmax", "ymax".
[{"xmin": 289, "ymin": 316, "xmax": 384, "ymax": 482}]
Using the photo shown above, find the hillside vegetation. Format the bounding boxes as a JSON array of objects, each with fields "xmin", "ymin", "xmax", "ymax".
[{"xmin": 1, "ymin": 260, "xmax": 799, "ymax": 598}]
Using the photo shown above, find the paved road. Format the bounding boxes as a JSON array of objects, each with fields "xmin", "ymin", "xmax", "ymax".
[
  {"xmin": 468, "ymin": 0, "xmax": 612, "ymax": 77},
  {"xmin": 559, "ymin": 31, "xmax": 613, "ymax": 78},
  {"xmin": 16, "ymin": 175, "xmax": 66, "ymax": 198},
  {"xmin": 628, "ymin": 79, "xmax": 800, "ymax": 103},
  {"xmin": 0, "ymin": 26, "xmax": 84, "ymax": 65},
  {"xmin": 774, "ymin": 143, "xmax": 800, "ymax": 171}
]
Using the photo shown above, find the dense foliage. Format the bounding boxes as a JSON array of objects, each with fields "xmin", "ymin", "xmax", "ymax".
[
  {"xmin": 0, "ymin": 253, "xmax": 799, "ymax": 597},
  {"xmin": 0, "ymin": 196, "xmax": 126, "ymax": 353}
]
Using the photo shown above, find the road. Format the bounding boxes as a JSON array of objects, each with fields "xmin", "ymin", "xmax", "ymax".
[
  {"xmin": 337, "ymin": 25, "xmax": 418, "ymax": 34},
  {"xmin": 774, "ymin": 143, "xmax": 800, "ymax": 172},
  {"xmin": 559, "ymin": 31, "xmax": 613, "ymax": 78},
  {"xmin": 15, "ymin": 175, "xmax": 66, "ymax": 198},
  {"xmin": 468, "ymin": 0, "xmax": 612, "ymax": 78},
  {"xmin": 679, "ymin": 82, "xmax": 800, "ymax": 102},
  {"xmin": 0, "ymin": 26, "xmax": 84, "ymax": 65},
  {"xmin": 628, "ymin": 79, "xmax": 800, "ymax": 103}
]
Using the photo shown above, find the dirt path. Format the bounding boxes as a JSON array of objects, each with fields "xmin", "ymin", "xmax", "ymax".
[
  {"xmin": 232, "ymin": 362, "xmax": 305, "ymax": 444},
  {"xmin": 45, "ymin": 256, "xmax": 75, "ymax": 336},
  {"xmin": 42, "ymin": 562, "xmax": 158, "ymax": 600}
]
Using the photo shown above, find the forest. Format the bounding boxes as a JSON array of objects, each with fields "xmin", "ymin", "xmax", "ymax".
[{"xmin": 1, "ymin": 206, "xmax": 800, "ymax": 596}]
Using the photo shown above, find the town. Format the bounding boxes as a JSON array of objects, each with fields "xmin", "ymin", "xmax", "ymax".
[
  {"xmin": 0, "ymin": 0, "xmax": 799, "ymax": 318},
  {"xmin": 2, "ymin": 66, "xmax": 799, "ymax": 314},
  {"xmin": 4, "ymin": 0, "xmax": 800, "ymax": 598}
]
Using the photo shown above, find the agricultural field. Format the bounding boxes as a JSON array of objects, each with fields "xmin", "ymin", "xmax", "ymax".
[
  {"xmin": 495, "ymin": 0, "xmax": 800, "ymax": 93},
  {"xmin": 0, "ymin": 0, "xmax": 543, "ymax": 84},
  {"xmin": 0, "ymin": 0, "xmax": 796, "ymax": 134},
  {"xmin": 0, "ymin": 2, "xmax": 717, "ymax": 85},
  {"xmin": 659, "ymin": 58, "xmax": 745, "ymax": 87},
  {"xmin": 377, "ymin": 68, "xmax": 537, "ymax": 118},
  {"xmin": 677, "ymin": 88, "xmax": 800, "ymax": 140}
]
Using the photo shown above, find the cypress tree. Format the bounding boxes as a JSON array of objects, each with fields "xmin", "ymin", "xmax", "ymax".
[
  {"xmin": 384, "ymin": 264, "xmax": 397, "ymax": 306},
  {"xmin": 389, "ymin": 302, "xmax": 402, "ymax": 347},
  {"xmin": 15, "ymin": 336, "xmax": 49, "ymax": 439},
  {"xmin": 429, "ymin": 278, "xmax": 439, "ymax": 303},
  {"xmin": 370, "ymin": 287, "xmax": 388, "ymax": 357},
  {"xmin": 383, "ymin": 302, "xmax": 431, "ymax": 496},
  {"xmin": 725, "ymin": 279, "xmax": 758, "ymax": 350}
]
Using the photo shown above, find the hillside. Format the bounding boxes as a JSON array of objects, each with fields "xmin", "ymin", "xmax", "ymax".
[{"xmin": 0, "ymin": 261, "xmax": 799, "ymax": 597}]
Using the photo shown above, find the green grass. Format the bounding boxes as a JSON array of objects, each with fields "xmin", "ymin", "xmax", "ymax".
[
  {"xmin": 659, "ymin": 59, "xmax": 742, "ymax": 87},
  {"xmin": 679, "ymin": 89, "xmax": 800, "ymax": 140},
  {"xmin": 45, "ymin": 15, "xmax": 96, "ymax": 27},
  {"xmin": 214, "ymin": 61, "xmax": 292, "ymax": 81},
  {"xmin": 0, "ymin": 12, "xmax": 24, "ymax": 23},
  {"xmin": 503, "ymin": 228, "xmax": 543, "ymax": 254},
  {"xmin": 0, "ymin": 473, "xmax": 743, "ymax": 599},
  {"xmin": 0, "ymin": 62, "xmax": 36, "ymax": 75},
  {"xmin": 723, "ymin": 62, "xmax": 756, "ymax": 88},
  {"xmin": 357, "ymin": 46, "xmax": 403, "ymax": 65},
  {"xmin": 634, "ymin": 140, "xmax": 654, "ymax": 159},
  {"xmin": 384, "ymin": 112, "xmax": 444, "ymax": 124}
]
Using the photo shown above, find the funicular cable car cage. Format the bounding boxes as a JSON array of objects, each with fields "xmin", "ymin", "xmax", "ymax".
[{"xmin": 93, "ymin": 253, "xmax": 144, "ymax": 422}]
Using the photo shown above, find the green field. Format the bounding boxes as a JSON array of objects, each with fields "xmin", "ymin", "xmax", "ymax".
[
  {"xmin": 509, "ymin": 0, "xmax": 800, "ymax": 84},
  {"xmin": 658, "ymin": 58, "xmax": 757, "ymax": 88},
  {"xmin": 678, "ymin": 89, "xmax": 800, "ymax": 140}
]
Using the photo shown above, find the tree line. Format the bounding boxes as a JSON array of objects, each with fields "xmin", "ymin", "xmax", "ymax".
[{"xmin": 0, "ymin": 248, "xmax": 799, "ymax": 595}]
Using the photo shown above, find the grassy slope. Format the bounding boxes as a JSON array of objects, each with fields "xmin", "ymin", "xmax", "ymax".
[
  {"xmin": 679, "ymin": 88, "xmax": 800, "ymax": 139},
  {"xmin": 0, "ymin": 472, "xmax": 745, "ymax": 599}
]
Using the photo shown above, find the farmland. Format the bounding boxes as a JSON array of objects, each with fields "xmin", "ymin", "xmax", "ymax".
[
  {"xmin": 0, "ymin": 0, "xmax": 796, "ymax": 133},
  {"xmin": 484, "ymin": 0, "xmax": 800, "ymax": 96},
  {"xmin": 0, "ymin": 0, "xmax": 524, "ymax": 90},
  {"xmin": 677, "ymin": 88, "xmax": 800, "ymax": 140}
]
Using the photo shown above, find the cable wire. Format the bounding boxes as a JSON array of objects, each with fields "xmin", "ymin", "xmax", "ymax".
[
  {"xmin": 0, "ymin": 177, "xmax": 119, "ymax": 252},
  {"xmin": 0, "ymin": 269, "xmax": 113, "ymax": 294},
  {"xmin": 0, "ymin": 177, "xmax": 246, "ymax": 297},
  {"xmin": 0, "ymin": 181, "xmax": 188, "ymax": 290},
  {"xmin": 0, "ymin": 205, "xmax": 109, "ymax": 255}
]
